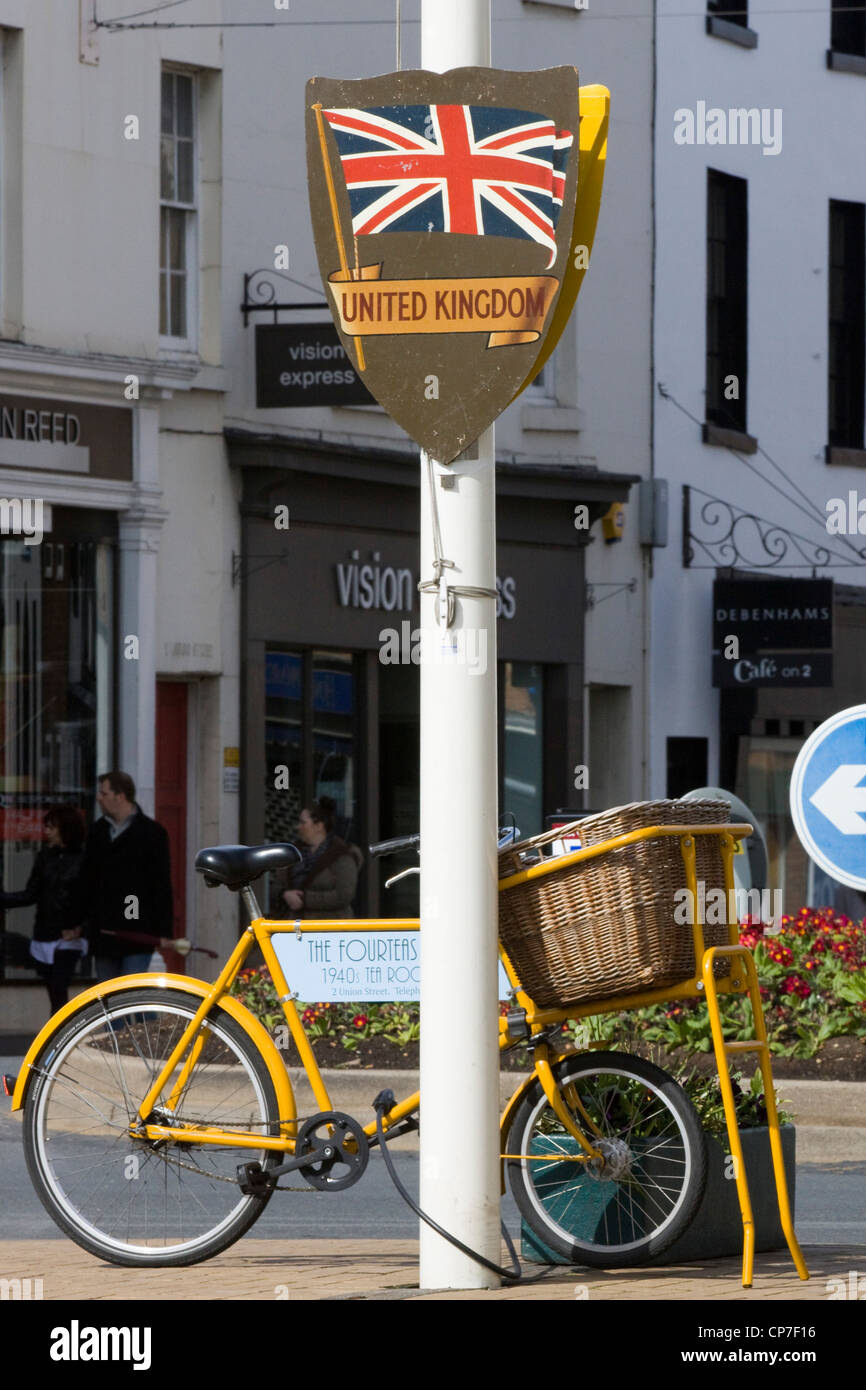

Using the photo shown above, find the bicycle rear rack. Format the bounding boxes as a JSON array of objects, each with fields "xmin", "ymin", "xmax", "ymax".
[{"xmin": 499, "ymin": 823, "xmax": 811, "ymax": 1287}]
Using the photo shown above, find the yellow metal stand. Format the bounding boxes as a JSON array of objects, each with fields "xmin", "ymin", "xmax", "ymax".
[
  {"xmin": 701, "ymin": 943, "xmax": 809, "ymax": 1287},
  {"xmin": 499, "ymin": 825, "xmax": 811, "ymax": 1287}
]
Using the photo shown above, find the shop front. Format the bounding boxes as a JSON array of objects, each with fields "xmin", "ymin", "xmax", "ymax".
[
  {"xmin": 712, "ymin": 573, "xmax": 866, "ymax": 912},
  {"xmin": 0, "ymin": 390, "xmax": 133, "ymax": 1003},
  {"xmin": 230, "ymin": 434, "xmax": 635, "ymax": 917}
]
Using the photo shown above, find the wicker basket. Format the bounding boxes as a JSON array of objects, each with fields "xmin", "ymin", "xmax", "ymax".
[{"xmin": 497, "ymin": 799, "xmax": 732, "ymax": 1008}]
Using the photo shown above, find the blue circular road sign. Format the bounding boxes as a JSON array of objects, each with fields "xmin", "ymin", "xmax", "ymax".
[{"xmin": 790, "ymin": 704, "xmax": 866, "ymax": 890}]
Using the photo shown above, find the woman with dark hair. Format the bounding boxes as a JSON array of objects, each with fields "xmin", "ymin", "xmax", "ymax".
[
  {"xmin": 0, "ymin": 805, "xmax": 87, "ymax": 1015},
  {"xmin": 280, "ymin": 796, "xmax": 363, "ymax": 920}
]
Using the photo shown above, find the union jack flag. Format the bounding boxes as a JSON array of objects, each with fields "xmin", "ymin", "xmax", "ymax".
[{"xmin": 322, "ymin": 104, "xmax": 573, "ymax": 268}]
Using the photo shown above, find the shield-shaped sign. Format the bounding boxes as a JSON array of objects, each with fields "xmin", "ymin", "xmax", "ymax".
[{"xmin": 306, "ymin": 67, "xmax": 584, "ymax": 464}]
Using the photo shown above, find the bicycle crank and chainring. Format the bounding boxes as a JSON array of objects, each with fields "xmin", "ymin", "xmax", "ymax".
[{"xmin": 296, "ymin": 1111, "xmax": 369, "ymax": 1191}]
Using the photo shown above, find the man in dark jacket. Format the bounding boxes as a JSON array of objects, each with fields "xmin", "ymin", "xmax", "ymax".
[{"xmin": 73, "ymin": 771, "xmax": 175, "ymax": 980}]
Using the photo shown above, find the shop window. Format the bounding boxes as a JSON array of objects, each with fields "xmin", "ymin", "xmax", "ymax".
[
  {"xmin": 264, "ymin": 647, "xmax": 359, "ymax": 907},
  {"xmin": 502, "ymin": 662, "xmax": 543, "ymax": 838},
  {"xmin": 706, "ymin": 170, "xmax": 748, "ymax": 434},
  {"xmin": 0, "ymin": 517, "xmax": 115, "ymax": 983},
  {"xmin": 828, "ymin": 200, "xmax": 865, "ymax": 450},
  {"xmin": 312, "ymin": 649, "xmax": 356, "ymax": 838},
  {"xmin": 264, "ymin": 649, "xmax": 303, "ymax": 847},
  {"xmin": 735, "ymin": 735, "xmax": 807, "ymax": 913}
]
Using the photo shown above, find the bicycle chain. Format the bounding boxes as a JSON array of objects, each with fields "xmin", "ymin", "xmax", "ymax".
[
  {"xmin": 33, "ymin": 1056, "xmax": 335, "ymax": 1193},
  {"xmin": 137, "ymin": 1110, "xmax": 336, "ymax": 1192},
  {"xmin": 145, "ymin": 1148, "xmax": 316, "ymax": 1192}
]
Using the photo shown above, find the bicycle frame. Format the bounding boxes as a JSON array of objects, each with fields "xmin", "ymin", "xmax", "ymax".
[
  {"xmin": 125, "ymin": 822, "xmax": 754, "ymax": 1162},
  {"xmin": 10, "ymin": 820, "xmax": 807, "ymax": 1286},
  {"xmin": 13, "ymin": 823, "xmax": 753, "ymax": 1157}
]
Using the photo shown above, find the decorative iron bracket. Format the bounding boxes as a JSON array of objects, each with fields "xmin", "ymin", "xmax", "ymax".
[
  {"xmin": 682, "ymin": 485, "xmax": 866, "ymax": 570},
  {"xmin": 241, "ymin": 269, "xmax": 327, "ymax": 326}
]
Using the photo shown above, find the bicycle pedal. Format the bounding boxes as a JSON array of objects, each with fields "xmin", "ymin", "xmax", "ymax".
[{"xmin": 237, "ymin": 1161, "xmax": 274, "ymax": 1197}]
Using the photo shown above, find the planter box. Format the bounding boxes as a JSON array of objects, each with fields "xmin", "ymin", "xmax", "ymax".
[{"xmin": 522, "ymin": 1124, "xmax": 796, "ymax": 1265}]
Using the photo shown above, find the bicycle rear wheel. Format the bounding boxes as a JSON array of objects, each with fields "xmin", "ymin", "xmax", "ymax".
[
  {"xmin": 507, "ymin": 1050, "xmax": 707, "ymax": 1268},
  {"xmin": 23, "ymin": 987, "xmax": 283, "ymax": 1267}
]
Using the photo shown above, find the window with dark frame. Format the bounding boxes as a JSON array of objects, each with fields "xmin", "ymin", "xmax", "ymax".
[
  {"xmin": 828, "ymin": 199, "xmax": 865, "ymax": 450},
  {"xmin": 160, "ymin": 69, "xmax": 196, "ymax": 341},
  {"xmin": 706, "ymin": 169, "xmax": 748, "ymax": 434},
  {"xmin": 707, "ymin": 0, "xmax": 748, "ymax": 28},
  {"xmin": 831, "ymin": 0, "xmax": 866, "ymax": 57}
]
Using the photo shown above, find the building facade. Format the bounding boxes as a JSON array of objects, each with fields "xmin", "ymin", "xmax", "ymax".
[
  {"xmin": 0, "ymin": 2, "xmax": 238, "ymax": 1026},
  {"xmin": 652, "ymin": 2, "xmax": 866, "ymax": 907}
]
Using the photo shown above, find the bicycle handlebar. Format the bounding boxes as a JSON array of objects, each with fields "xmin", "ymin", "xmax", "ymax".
[
  {"xmin": 370, "ymin": 826, "xmax": 521, "ymax": 858},
  {"xmin": 368, "ymin": 833, "xmax": 420, "ymax": 858}
]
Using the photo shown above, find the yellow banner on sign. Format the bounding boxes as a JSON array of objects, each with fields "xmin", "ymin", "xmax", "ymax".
[{"xmin": 328, "ymin": 264, "xmax": 557, "ymax": 347}]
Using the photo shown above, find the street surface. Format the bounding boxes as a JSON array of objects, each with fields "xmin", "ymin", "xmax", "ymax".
[{"xmin": 2, "ymin": 1055, "xmax": 864, "ymax": 1245}]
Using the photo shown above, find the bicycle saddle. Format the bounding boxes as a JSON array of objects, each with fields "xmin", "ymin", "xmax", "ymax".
[{"xmin": 194, "ymin": 843, "xmax": 301, "ymax": 891}]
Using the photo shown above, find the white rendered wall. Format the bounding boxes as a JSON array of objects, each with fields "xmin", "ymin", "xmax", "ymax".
[{"xmin": 652, "ymin": 4, "xmax": 866, "ymax": 794}]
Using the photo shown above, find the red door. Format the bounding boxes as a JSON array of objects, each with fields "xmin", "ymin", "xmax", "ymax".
[{"xmin": 155, "ymin": 682, "xmax": 188, "ymax": 969}]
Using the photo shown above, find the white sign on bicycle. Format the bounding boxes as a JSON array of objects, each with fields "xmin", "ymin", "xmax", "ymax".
[{"xmin": 272, "ymin": 929, "xmax": 512, "ymax": 1003}]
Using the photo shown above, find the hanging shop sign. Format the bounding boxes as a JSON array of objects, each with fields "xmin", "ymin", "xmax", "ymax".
[
  {"xmin": 306, "ymin": 67, "xmax": 606, "ymax": 463},
  {"xmin": 712, "ymin": 577, "xmax": 833, "ymax": 688},
  {"xmin": 255, "ymin": 323, "xmax": 375, "ymax": 407}
]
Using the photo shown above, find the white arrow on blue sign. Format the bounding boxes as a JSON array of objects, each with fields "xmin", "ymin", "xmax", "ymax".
[{"xmin": 790, "ymin": 704, "xmax": 866, "ymax": 890}]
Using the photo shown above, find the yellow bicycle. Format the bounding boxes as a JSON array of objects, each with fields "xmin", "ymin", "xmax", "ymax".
[{"xmin": 9, "ymin": 825, "xmax": 806, "ymax": 1284}]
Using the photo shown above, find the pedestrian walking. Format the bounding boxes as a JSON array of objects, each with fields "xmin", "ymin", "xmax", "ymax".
[
  {"xmin": 280, "ymin": 795, "xmax": 363, "ymax": 919},
  {"xmin": 0, "ymin": 805, "xmax": 87, "ymax": 1015},
  {"xmin": 72, "ymin": 771, "xmax": 175, "ymax": 980}
]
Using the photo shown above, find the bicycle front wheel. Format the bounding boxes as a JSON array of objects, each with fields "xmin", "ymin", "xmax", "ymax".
[
  {"xmin": 507, "ymin": 1050, "xmax": 707, "ymax": 1268},
  {"xmin": 23, "ymin": 987, "xmax": 284, "ymax": 1267}
]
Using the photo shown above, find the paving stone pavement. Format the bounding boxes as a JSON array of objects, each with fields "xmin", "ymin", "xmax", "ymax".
[
  {"xmin": 3, "ymin": 1065, "xmax": 863, "ymax": 1302},
  {"xmin": 0, "ymin": 1239, "xmax": 861, "ymax": 1300}
]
